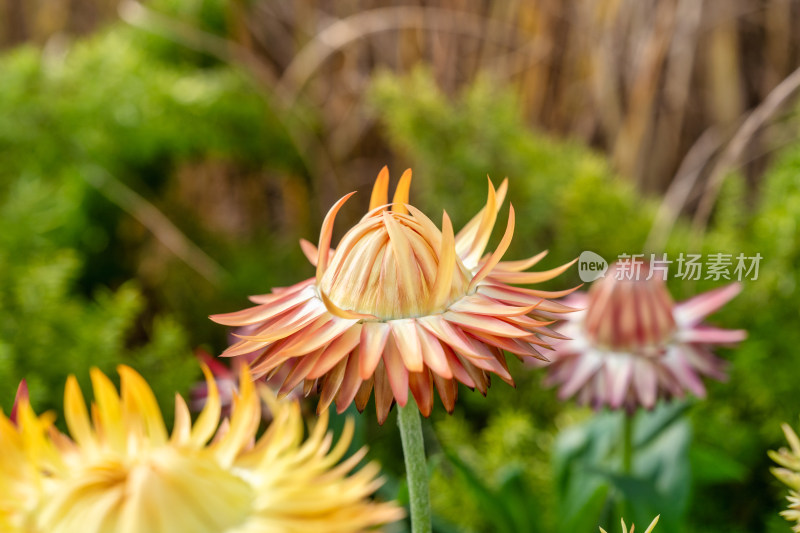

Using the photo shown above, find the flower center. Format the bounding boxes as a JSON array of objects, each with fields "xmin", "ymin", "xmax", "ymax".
[
  {"xmin": 319, "ymin": 210, "xmax": 472, "ymax": 320},
  {"xmin": 38, "ymin": 450, "xmax": 254, "ymax": 533},
  {"xmin": 583, "ymin": 262, "xmax": 676, "ymax": 353}
]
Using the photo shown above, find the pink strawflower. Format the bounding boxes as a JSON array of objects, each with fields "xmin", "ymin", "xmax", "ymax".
[
  {"xmin": 545, "ymin": 261, "xmax": 745, "ymax": 411},
  {"xmin": 211, "ymin": 167, "xmax": 576, "ymax": 423}
]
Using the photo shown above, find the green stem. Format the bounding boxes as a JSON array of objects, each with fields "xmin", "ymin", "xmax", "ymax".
[
  {"xmin": 397, "ymin": 398, "xmax": 432, "ymax": 533},
  {"xmin": 622, "ymin": 413, "xmax": 634, "ymax": 475}
]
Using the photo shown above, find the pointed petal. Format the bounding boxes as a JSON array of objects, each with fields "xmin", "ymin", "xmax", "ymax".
[
  {"xmin": 318, "ymin": 356, "xmax": 349, "ymax": 413},
  {"xmin": 418, "ymin": 314, "xmax": 494, "ymax": 358},
  {"xmin": 335, "ymin": 351, "xmax": 363, "ymax": 414},
  {"xmin": 211, "ymin": 286, "xmax": 315, "ymax": 327},
  {"xmin": 469, "ymin": 204, "xmax": 516, "ymax": 291},
  {"xmin": 495, "ymin": 250, "xmax": 549, "ymax": 272},
  {"xmin": 360, "ymin": 322, "xmax": 390, "ymax": 379},
  {"xmin": 449, "ymin": 293, "xmax": 537, "ymax": 317},
  {"xmin": 460, "ymin": 358, "xmax": 490, "ymax": 394},
  {"xmin": 442, "ymin": 345, "xmax": 476, "ymax": 388},
  {"xmin": 488, "ymin": 258, "xmax": 577, "ymax": 285},
  {"xmin": 607, "ymin": 358, "xmax": 634, "ymax": 408},
  {"xmin": 390, "ymin": 319, "xmax": 423, "ymax": 372},
  {"xmin": 299, "ymin": 238, "xmax": 319, "ymax": 266},
  {"xmin": 64, "ymin": 375, "xmax": 95, "ymax": 450},
  {"xmin": 391, "ymin": 169, "xmax": 413, "ymax": 215},
  {"xmin": 369, "ymin": 166, "xmax": 390, "ymax": 210},
  {"xmin": 306, "ymin": 324, "xmax": 362, "ymax": 379},
  {"xmin": 455, "ymin": 178, "xmax": 507, "ymax": 258},
  {"xmin": 431, "ymin": 211, "xmax": 456, "ymax": 310},
  {"xmin": 467, "ymin": 331, "xmax": 548, "ymax": 361},
  {"xmin": 277, "ymin": 348, "xmax": 325, "ymax": 396},
  {"xmin": 119, "ymin": 365, "xmax": 168, "ymax": 445},
  {"xmin": 416, "ymin": 323, "xmax": 452, "ymax": 378},
  {"xmin": 317, "ymin": 191, "xmax": 356, "ymax": 283},
  {"xmin": 679, "ymin": 326, "xmax": 746, "ymax": 344},
  {"xmin": 374, "ymin": 363, "xmax": 394, "ymax": 425},
  {"xmin": 459, "ymin": 178, "xmax": 498, "ymax": 267},
  {"xmin": 432, "ymin": 373, "xmax": 458, "ymax": 413},
  {"xmin": 409, "ymin": 370, "xmax": 434, "ymax": 417},
  {"xmin": 383, "ymin": 337, "xmax": 409, "ymax": 406},
  {"xmin": 9, "ymin": 380, "xmax": 28, "ymax": 425},
  {"xmin": 443, "ymin": 311, "xmax": 531, "ymax": 338},
  {"xmin": 248, "ymin": 278, "xmax": 314, "ymax": 304},
  {"xmin": 633, "ymin": 358, "xmax": 657, "ymax": 409},
  {"xmin": 559, "ymin": 352, "xmax": 604, "ymax": 398},
  {"xmin": 190, "ymin": 364, "xmax": 221, "ymax": 446},
  {"xmin": 355, "ymin": 376, "xmax": 374, "ymax": 413},
  {"xmin": 460, "ymin": 344, "xmax": 514, "ymax": 384},
  {"xmin": 674, "ymin": 282, "xmax": 741, "ymax": 326},
  {"xmin": 478, "ymin": 284, "xmax": 579, "ymax": 313},
  {"xmin": 662, "ymin": 347, "xmax": 706, "ymax": 397}
]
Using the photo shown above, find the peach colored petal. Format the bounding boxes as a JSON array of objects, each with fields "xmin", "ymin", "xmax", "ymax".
[
  {"xmin": 409, "ymin": 371, "xmax": 434, "ymax": 417},
  {"xmin": 459, "ymin": 178, "xmax": 498, "ymax": 268},
  {"xmin": 416, "ymin": 323, "xmax": 452, "ymax": 379},
  {"xmin": 390, "ymin": 169, "xmax": 412, "ymax": 215},
  {"xmin": 306, "ymin": 325, "xmax": 363, "ymax": 380},
  {"xmin": 383, "ymin": 338, "xmax": 409, "ymax": 407},
  {"xmin": 495, "ymin": 250, "xmax": 549, "ymax": 272},
  {"xmin": 430, "ymin": 211, "xmax": 456, "ymax": 310},
  {"xmin": 390, "ymin": 319, "xmax": 423, "ymax": 372},
  {"xmin": 335, "ymin": 352, "xmax": 363, "ymax": 414},
  {"xmin": 455, "ymin": 178, "xmax": 507, "ymax": 258},
  {"xmin": 488, "ymin": 258, "xmax": 578, "ymax": 284},
  {"xmin": 443, "ymin": 311, "xmax": 531, "ymax": 339},
  {"xmin": 369, "ymin": 166, "xmax": 390, "ymax": 210},
  {"xmin": 317, "ymin": 192, "xmax": 357, "ymax": 283},
  {"xmin": 469, "ymin": 204, "xmax": 516, "ymax": 291},
  {"xmin": 360, "ymin": 322, "xmax": 390, "ymax": 380}
]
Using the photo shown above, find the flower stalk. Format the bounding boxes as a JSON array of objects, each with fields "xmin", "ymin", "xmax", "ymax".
[
  {"xmin": 398, "ymin": 398, "xmax": 432, "ymax": 533},
  {"xmin": 622, "ymin": 413, "xmax": 634, "ymax": 475}
]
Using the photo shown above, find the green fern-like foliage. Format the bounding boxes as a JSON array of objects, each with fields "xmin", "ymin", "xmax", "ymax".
[{"xmin": 0, "ymin": 177, "xmax": 196, "ymax": 420}]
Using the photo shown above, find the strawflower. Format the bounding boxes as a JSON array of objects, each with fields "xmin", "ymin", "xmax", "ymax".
[
  {"xmin": 212, "ymin": 167, "xmax": 575, "ymax": 423},
  {"xmin": 599, "ymin": 515, "xmax": 660, "ymax": 533},
  {"xmin": 546, "ymin": 261, "xmax": 745, "ymax": 411},
  {"xmin": 0, "ymin": 365, "xmax": 402, "ymax": 533},
  {"xmin": 770, "ymin": 421, "xmax": 800, "ymax": 531}
]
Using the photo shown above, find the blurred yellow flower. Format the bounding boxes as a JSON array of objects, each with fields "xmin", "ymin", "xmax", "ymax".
[
  {"xmin": 212, "ymin": 167, "xmax": 575, "ymax": 423},
  {"xmin": 599, "ymin": 515, "xmax": 660, "ymax": 533},
  {"xmin": 770, "ymin": 422, "xmax": 800, "ymax": 531},
  {"xmin": 0, "ymin": 365, "xmax": 402, "ymax": 533}
]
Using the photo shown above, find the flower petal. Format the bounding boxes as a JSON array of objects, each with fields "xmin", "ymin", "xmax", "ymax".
[
  {"xmin": 390, "ymin": 319, "xmax": 424, "ymax": 372},
  {"xmin": 360, "ymin": 322, "xmax": 390, "ymax": 380},
  {"xmin": 369, "ymin": 166, "xmax": 390, "ymax": 210}
]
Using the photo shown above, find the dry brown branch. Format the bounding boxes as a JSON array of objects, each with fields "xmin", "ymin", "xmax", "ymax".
[
  {"xmin": 692, "ymin": 64, "xmax": 800, "ymax": 235},
  {"xmin": 82, "ymin": 165, "xmax": 228, "ymax": 285}
]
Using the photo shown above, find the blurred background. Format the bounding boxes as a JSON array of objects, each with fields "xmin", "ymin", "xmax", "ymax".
[{"xmin": 1, "ymin": 1, "xmax": 800, "ymax": 531}]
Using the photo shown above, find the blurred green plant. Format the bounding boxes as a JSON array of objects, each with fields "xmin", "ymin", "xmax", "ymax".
[
  {"xmin": 0, "ymin": 175, "xmax": 196, "ymax": 419},
  {"xmin": 0, "ymin": 23, "xmax": 304, "ymax": 415}
]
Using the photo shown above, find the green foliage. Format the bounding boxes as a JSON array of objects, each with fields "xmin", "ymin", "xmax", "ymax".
[
  {"xmin": 553, "ymin": 403, "xmax": 691, "ymax": 533},
  {"xmin": 685, "ymin": 144, "xmax": 800, "ymax": 532},
  {"xmin": 0, "ymin": 177, "xmax": 196, "ymax": 419},
  {"xmin": 0, "ymin": 23, "xmax": 303, "ymax": 416}
]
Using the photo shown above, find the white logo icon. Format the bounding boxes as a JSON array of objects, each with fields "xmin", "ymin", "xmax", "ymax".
[{"xmin": 578, "ymin": 251, "xmax": 608, "ymax": 282}]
